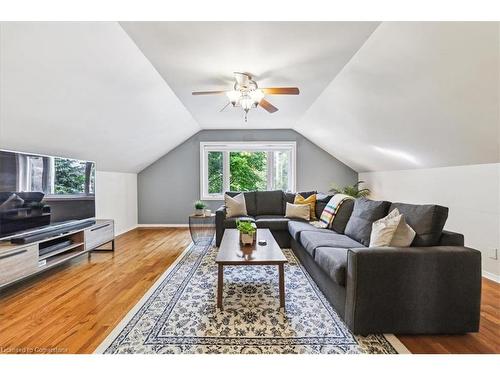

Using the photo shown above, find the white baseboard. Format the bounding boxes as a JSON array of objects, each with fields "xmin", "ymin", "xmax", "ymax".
[
  {"xmin": 483, "ymin": 270, "xmax": 500, "ymax": 283},
  {"xmin": 115, "ymin": 224, "xmax": 139, "ymax": 236},
  {"xmin": 137, "ymin": 224, "xmax": 189, "ymax": 228}
]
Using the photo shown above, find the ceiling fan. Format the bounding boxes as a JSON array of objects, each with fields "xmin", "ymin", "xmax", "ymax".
[{"xmin": 192, "ymin": 72, "xmax": 300, "ymax": 122}]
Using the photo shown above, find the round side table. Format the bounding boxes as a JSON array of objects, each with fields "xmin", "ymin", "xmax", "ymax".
[{"xmin": 188, "ymin": 213, "xmax": 216, "ymax": 245}]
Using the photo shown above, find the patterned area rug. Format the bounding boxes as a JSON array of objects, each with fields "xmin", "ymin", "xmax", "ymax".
[{"xmin": 96, "ymin": 240, "xmax": 408, "ymax": 354}]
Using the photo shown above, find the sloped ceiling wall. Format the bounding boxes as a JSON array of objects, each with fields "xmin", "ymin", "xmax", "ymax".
[
  {"xmin": 0, "ymin": 22, "xmax": 200, "ymax": 172},
  {"xmin": 296, "ymin": 22, "xmax": 500, "ymax": 172}
]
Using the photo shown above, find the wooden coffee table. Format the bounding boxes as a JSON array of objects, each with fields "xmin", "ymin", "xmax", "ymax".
[{"xmin": 215, "ymin": 228, "xmax": 287, "ymax": 310}]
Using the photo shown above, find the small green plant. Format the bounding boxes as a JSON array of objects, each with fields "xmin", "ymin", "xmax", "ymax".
[
  {"xmin": 194, "ymin": 200, "xmax": 206, "ymax": 210},
  {"xmin": 236, "ymin": 220, "xmax": 256, "ymax": 235},
  {"xmin": 330, "ymin": 181, "xmax": 371, "ymax": 198}
]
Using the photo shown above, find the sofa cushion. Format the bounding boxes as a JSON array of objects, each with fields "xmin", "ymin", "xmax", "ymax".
[
  {"xmin": 389, "ymin": 202, "xmax": 449, "ymax": 247},
  {"xmin": 223, "ymin": 216, "xmax": 255, "ymax": 229},
  {"xmin": 314, "ymin": 247, "xmax": 348, "ymax": 286},
  {"xmin": 255, "ymin": 190, "xmax": 284, "ymax": 215},
  {"xmin": 226, "ymin": 191, "xmax": 257, "ymax": 216},
  {"xmin": 255, "ymin": 215, "xmax": 289, "ymax": 231},
  {"xmin": 300, "ymin": 231, "xmax": 364, "ymax": 258},
  {"xmin": 344, "ymin": 198, "xmax": 391, "ymax": 246},
  {"xmin": 288, "ymin": 220, "xmax": 331, "ymax": 241},
  {"xmin": 331, "ymin": 198, "xmax": 355, "ymax": 234}
]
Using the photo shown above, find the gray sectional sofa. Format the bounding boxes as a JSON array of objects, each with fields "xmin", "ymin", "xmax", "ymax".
[{"xmin": 215, "ymin": 190, "xmax": 482, "ymax": 335}]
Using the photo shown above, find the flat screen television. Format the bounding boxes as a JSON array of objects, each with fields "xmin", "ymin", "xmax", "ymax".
[{"xmin": 0, "ymin": 149, "xmax": 96, "ymax": 240}]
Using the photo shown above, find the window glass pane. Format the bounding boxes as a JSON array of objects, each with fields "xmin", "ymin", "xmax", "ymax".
[
  {"xmin": 273, "ymin": 150, "xmax": 290, "ymax": 191},
  {"xmin": 229, "ymin": 151, "xmax": 267, "ymax": 191},
  {"xmin": 54, "ymin": 158, "xmax": 88, "ymax": 194},
  {"xmin": 207, "ymin": 151, "xmax": 223, "ymax": 195}
]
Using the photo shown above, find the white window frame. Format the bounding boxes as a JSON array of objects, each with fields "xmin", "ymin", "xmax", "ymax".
[{"xmin": 200, "ymin": 141, "xmax": 297, "ymax": 200}]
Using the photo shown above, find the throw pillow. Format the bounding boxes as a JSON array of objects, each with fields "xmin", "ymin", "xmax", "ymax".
[
  {"xmin": 390, "ymin": 209, "xmax": 416, "ymax": 247},
  {"xmin": 369, "ymin": 209, "xmax": 402, "ymax": 247},
  {"xmin": 285, "ymin": 202, "xmax": 310, "ymax": 221},
  {"xmin": 224, "ymin": 193, "xmax": 247, "ymax": 218},
  {"xmin": 318, "ymin": 194, "xmax": 353, "ymax": 228},
  {"xmin": 294, "ymin": 193, "xmax": 317, "ymax": 221},
  {"xmin": 369, "ymin": 208, "xmax": 417, "ymax": 248}
]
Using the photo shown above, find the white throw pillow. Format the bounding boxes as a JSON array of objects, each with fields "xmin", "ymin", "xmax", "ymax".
[
  {"xmin": 285, "ymin": 202, "xmax": 310, "ymax": 221},
  {"xmin": 224, "ymin": 193, "xmax": 247, "ymax": 218},
  {"xmin": 370, "ymin": 208, "xmax": 416, "ymax": 248},
  {"xmin": 391, "ymin": 212, "xmax": 416, "ymax": 247},
  {"xmin": 369, "ymin": 209, "xmax": 402, "ymax": 247}
]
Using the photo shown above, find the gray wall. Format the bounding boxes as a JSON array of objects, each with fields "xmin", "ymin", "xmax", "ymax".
[{"xmin": 138, "ymin": 129, "xmax": 357, "ymax": 224}]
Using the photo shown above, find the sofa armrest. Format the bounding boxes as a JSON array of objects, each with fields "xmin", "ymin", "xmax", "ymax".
[
  {"xmin": 345, "ymin": 246, "xmax": 481, "ymax": 334},
  {"xmin": 215, "ymin": 205, "xmax": 226, "ymax": 247}
]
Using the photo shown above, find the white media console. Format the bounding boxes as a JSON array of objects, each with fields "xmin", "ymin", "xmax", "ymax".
[{"xmin": 0, "ymin": 219, "xmax": 114, "ymax": 289}]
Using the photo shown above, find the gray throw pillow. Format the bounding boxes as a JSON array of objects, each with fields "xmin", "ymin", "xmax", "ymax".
[{"xmin": 344, "ymin": 197, "xmax": 391, "ymax": 246}]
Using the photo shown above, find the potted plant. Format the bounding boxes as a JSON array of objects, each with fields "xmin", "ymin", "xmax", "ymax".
[
  {"xmin": 194, "ymin": 200, "xmax": 206, "ymax": 216},
  {"xmin": 329, "ymin": 181, "xmax": 371, "ymax": 198},
  {"xmin": 236, "ymin": 220, "xmax": 256, "ymax": 245}
]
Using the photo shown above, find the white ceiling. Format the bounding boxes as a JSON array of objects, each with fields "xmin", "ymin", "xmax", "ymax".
[
  {"xmin": 120, "ymin": 22, "xmax": 379, "ymax": 129},
  {"xmin": 0, "ymin": 22, "xmax": 200, "ymax": 172},
  {"xmin": 0, "ymin": 22, "xmax": 498, "ymax": 173},
  {"xmin": 296, "ymin": 22, "xmax": 500, "ymax": 171}
]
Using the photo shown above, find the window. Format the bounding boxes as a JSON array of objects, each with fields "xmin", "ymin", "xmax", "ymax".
[{"xmin": 200, "ymin": 142, "xmax": 296, "ymax": 200}]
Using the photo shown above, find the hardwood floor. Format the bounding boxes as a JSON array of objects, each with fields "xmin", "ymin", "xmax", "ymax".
[{"xmin": 0, "ymin": 228, "xmax": 498, "ymax": 354}]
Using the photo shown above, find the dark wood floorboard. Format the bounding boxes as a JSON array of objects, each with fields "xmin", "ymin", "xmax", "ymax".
[{"xmin": 0, "ymin": 228, "xmax": 497, "ymax": 354}]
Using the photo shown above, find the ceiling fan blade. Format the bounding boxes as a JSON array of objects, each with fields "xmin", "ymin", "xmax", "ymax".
[
  {"xmin": 192, "ymin": 90, "xmax": 226, "ymax": 95},
  {"xmin": 261, "ymin": 87, "xmax": 300, "ymax": 95},
  {"xmin": 259, "ymin": 99, "xmax": 279, "ymax": 113},
  {"xmin": 219, "ymin": 102, "xmax": 230, "ymax": 112}
]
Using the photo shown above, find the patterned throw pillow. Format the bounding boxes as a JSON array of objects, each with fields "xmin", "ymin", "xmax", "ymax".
[
  {"xmin": 294, "ymin": 193, "xmax": 317, "ymax": 221},
  {"xmin": 318, "ymin": 194, "xmax": 353, "ymax": 228}
]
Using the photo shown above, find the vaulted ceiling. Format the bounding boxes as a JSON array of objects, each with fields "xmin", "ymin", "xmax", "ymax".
[{"xmin": 0, "ymin": 22, "xmax": 498, "ymax": 173}]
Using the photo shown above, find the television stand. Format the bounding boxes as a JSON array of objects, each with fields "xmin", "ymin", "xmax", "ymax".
[{"xmin": 0, "ymin": 219, "xmax": 115, "ymax": 290}]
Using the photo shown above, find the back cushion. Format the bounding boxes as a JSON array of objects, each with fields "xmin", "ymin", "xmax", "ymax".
[
  {"xmin": 331, "ymin": 198, "xmax": 355, "ymax": 234},
  {"xmin": 255, "ymin": 190, "xmax": 285, "ymax": 215},
  {"xmin": 226, "ymin": 191, "xmax": 257, "ymax": 216},
  {"xmin": 389, "ymin": 202, "xmax": 449, "ymax": 246},
  {"xmin": 315, "ymin": 193, "xmax": 334, "ymax": 219},
  {"xmin": 344, "ymin": 198, "xmax": 391, "ymax": 246}
]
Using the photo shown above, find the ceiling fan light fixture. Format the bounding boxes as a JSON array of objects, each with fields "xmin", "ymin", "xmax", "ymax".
[
  {"xmin": 240, "ymin": 95, "xmax": 255, "ymax": 111},
  {"xmin": 192, "ymin": 72, "xmax": 299, "ymax": 121},
  {"xmin": 226, "ymin": 90, "xmax": 241, "ymax": 105},
  {"xmin": 249, "ymin": 89, "xmax": 265, "ymax": 104}
]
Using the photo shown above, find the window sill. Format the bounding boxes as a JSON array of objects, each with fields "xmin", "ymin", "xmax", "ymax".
[{"xmin": 200, "ymin": 195, "xmax": 224, "ymax": 201}]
